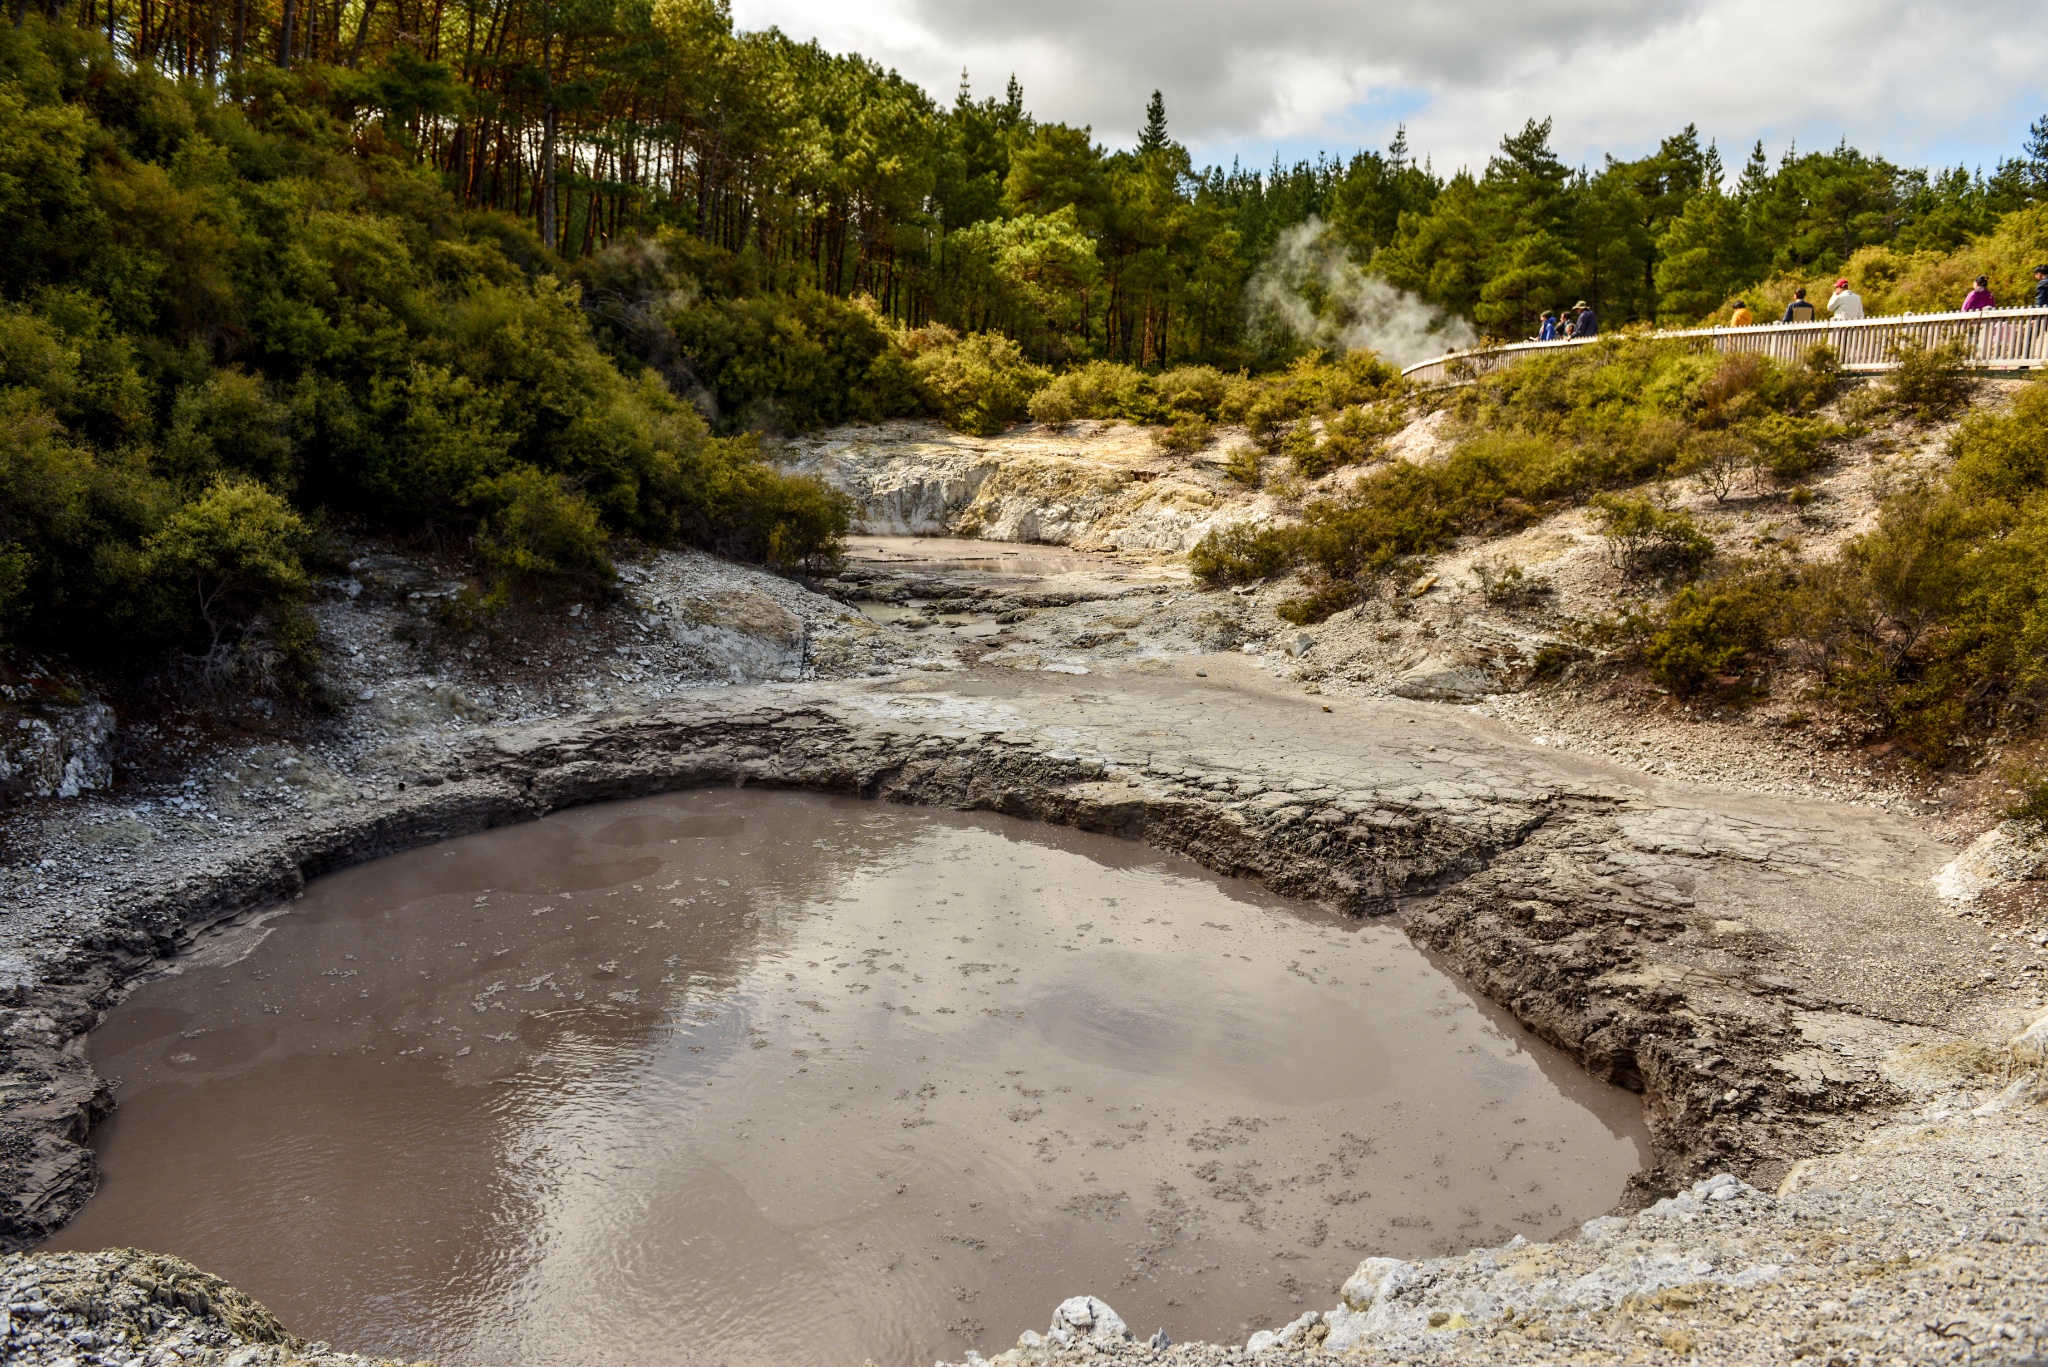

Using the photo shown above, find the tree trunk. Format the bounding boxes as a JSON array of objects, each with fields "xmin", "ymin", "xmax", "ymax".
[
  {"xmin": 347, "ymin": 0, "xmax": 375, "ymax": 65},
  {"xmin": 540, "ymin": 103, "xmax": 559, "ymax": 251},
  {"xmin": 278, "ymin": 0, "xmax": 295, "ymax": 65}
]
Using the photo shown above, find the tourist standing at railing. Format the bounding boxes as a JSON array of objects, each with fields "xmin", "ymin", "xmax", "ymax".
[
  {"xmin": 1827, "ymin": 279, "xmax": 1864, "ymax": 320},
  {"xmin": 2033, "ymin": 265, "xmax": 2047, "ymax": 307},
  {"xmin": 1781, "ymin": 288, "xmax": 1817, "ymax": 323},
  {"xmin": 1538, "ymin": 310, "xmax": 1559, "ymax": 340},
  {"xmin": 1962, "ymin": 276, "xmax": 1996, "ymax": 311},
  {"xmin": 1728, "ymin": 300, "xmax": 1753, "ymax": 327},
  {"xmin": 1572, "ymin": 301, "xmax": 1598, "ymax": 337}
]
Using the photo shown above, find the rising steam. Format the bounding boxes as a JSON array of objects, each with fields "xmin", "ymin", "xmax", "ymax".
[{"xmin": 1245, "ymin": 217, "xmax": 1475, "ymax": 368}]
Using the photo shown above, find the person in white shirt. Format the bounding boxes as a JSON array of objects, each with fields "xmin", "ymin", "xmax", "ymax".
[{"xmin": 1827, "ymin": 278, "xmax": 1864, "ymax": 320}]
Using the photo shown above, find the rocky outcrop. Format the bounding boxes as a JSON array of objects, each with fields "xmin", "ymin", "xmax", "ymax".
[
  {"xmin": 1, "ymin": 1249, "xmax": 421, "ymax": 1366},
  {"xmin": 785, "ymin": 419, "xmax": 1278, "ymax": 552},
  {"xmin": 0, "ymin": 703, "xmax": 114, "ymax": 801}
]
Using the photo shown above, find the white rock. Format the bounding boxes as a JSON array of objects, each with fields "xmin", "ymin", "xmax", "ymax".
[
  {"xmin": 1341, "ymin": 1256, "xmax": 1413, "ymax": 1312},
  {"xmin": 1049, "ymin": 1295, "xmax": 1127, "ymax": 1345},
  {"xmin": 2010, "ymin": 1008, "xmax": 2048, "ymax": 1064},
  {"xmin": 1973, "ymin": 1072, "xmax": 2048, "ymax": 1115},
  {"xmin": 1933, "ymin": 822, "xmax": 2048, "ymax": 902},
  {"xmin": 1389, "ymin": 657, "xmax": 1495, "ymax": 702},
  {"xmin": 1247, "ymin": 1311, "xmax": 1322, "ymax": 1354}
]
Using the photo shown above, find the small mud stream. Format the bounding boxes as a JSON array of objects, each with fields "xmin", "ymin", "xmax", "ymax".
[
  {"xmin": 53, "ymin": 791, "xmax": 1645, "ymax": 1366},
  {"xmin": 843, "ymin": 536, "xmax": 1166, "ymax": 581}
]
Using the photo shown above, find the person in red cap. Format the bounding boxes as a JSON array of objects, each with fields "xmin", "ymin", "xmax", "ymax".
[{"xmin": 1827, "ymin": 277, "xmax": 1864, "ymax": 320}]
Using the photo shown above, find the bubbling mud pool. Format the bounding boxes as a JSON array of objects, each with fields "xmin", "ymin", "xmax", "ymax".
[{"xmin": 52, "ymin": 791, "xmax": 1647, "ymax": 1366}]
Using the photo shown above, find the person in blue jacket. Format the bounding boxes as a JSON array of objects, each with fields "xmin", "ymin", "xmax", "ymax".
[
  {"xmin": 1571, "ymin": 301, "xmax": 1597, "ymax": 337},
  {"xmin": 1538, "ymin": 310, "xmax": 1559, "ymax": 341},
  {"xmin": 2034, "ymin": 265, "xmax": 2047, "ymax": 308}
]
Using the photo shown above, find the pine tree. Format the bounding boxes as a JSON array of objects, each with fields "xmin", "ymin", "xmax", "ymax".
[
  {"xmin": 1735, "ymin": 141, "xmax": 1771, "ymax": 202},
  {"xmin": 2026, "ymin": 114, "xmax": 2048, "ymax": 190},
  {"xmin": 1139, "ymin": 90, "xmax": 1168, "ymax": 154}
]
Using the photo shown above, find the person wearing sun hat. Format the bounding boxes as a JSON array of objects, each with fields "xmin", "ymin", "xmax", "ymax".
[
  {"xmin": 1571, "ymin": 300, "xmax": 1597, "ymax": 337},
  {"xmin": 1827, "ymin": 277, "xmax": 1864, "ymax": 320}
]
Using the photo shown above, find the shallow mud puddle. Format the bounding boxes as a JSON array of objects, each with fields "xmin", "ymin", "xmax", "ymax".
[
  {"xmin": 844, "ymin": 535, "xmax": 1174, "ymax": 582},
  {"xmin": 55, "ymin": 791, "xmax": 1645, "ymax": 1366}
]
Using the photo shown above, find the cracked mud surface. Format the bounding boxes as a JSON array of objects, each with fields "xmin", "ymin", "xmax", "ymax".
[{"xmin": 4, "ymin": 415, "xmax": 2046, "ymax": 1363}]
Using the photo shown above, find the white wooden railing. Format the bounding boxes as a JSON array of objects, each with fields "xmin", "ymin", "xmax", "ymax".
[{"xmin": 1400, "ymin": 306, "xmax": 2048, "ymax": 385}]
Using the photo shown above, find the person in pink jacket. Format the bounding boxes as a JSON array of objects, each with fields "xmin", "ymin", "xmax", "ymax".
[{"xmin": 1961, "ymin": 276, "xmax": 1996, "ymax": 311}]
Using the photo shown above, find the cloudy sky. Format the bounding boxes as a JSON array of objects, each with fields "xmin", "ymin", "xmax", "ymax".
[{"xmin": 728, "ymin": 0, "xmax": 2048, "ymax": 178}]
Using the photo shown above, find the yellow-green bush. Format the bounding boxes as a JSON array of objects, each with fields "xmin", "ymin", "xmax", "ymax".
[
  {"xmin": 1639, "ymin": 566, "xmax": 1785, "ymax": 695},
  {"xmin": 1024, "ymin": 350, "xmax": 1400, "ymax": 432},
  {"xmin": 910, "ymin": 330, "xmax": 1050, "ymax": 437}
]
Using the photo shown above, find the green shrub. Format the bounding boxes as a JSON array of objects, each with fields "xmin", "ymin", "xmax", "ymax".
[
  {"xmin": 2003, "ymin": 764, "xmax": 2048, "ymax": 830},
  {"xmin": 1154, "ymin": 415, "xmax": 1214, "ymax": 454},
  {"xmin": 1245, "ymin": 398, "xmax": 1293, "ymax": 453},
  {"xmin": 474, "ymin": 467, "xmax": 616, "ymax": 601},
  {"xmin": 1677, "ymin": 430, "xmax": 1756, "ymax": 502},
  {"xmin": 1026, "ymin": 360, "xmax": 1150, "ymax": 424},
  {"xmin": 1290, "ymin": 401, "xmax": 1408, "ymax": 477},
  {"xmin": 911, "ymin": 331, "xmax": 1049, "ymax": 436},
  {"xmin": 1023, "ymin": 352, "xmax": 1393, "ymax": 433},
  {"xmin": 1881, "ymin": 336, "xmax": 1977, "ymax": 422},
  {"xmin": 1222, "ymin": 447, "xmax": 1262, "ymax": 487},
  {"xmin": 1190, "ymin": 341, "xmax": 1838, "ymax": 623},
  {"xmin": 1153, "ymin": 365, "xmax": 1237, "ymax": 417},
  {"xmin": 1740, "ymin": 411, "xmax": 1840, "ymax": 479},
  {"xmin": 1187, "ymin": 521, "xmax": 1293, "ymax": 583},
  {"xmin": 138, "ymin": 479, "xmax": 315, "ymax": 693},
  {"xmin": 1591, "ymin": 494, "xmax": 1716, "ymax": 581},
  {"xmin": 160, "ymin": 371, "xmax": 295, "ymax": 491},
  {"xmin": 1473, "ymin": 560, "xmax": 1552, "ymax": 607},
  {"xmin": 1276, "ymin": 578, "xmax": 1363, "ymax": 624},
  {"xmin": 1641, "ymin": 568, "xmax": 1784, "ymax": 695},
  {"xmin": 0, "ymin": 52, "xmax": 862, "ymax": 694}
]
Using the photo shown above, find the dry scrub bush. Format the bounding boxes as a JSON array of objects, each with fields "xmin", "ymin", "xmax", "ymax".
[
  {"xmin": 1154, "ymin": 416, "xmax": 1214, "ymax": 454},
  {"xmin": 1222, "ymin": 447, "xmax": 1263, "ymax": 487},
  {"xmin": 1592, "ymin": 494, "xmax": 1717, "ymax": 581}
]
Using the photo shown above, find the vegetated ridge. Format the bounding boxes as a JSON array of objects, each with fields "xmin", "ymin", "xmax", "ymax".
[{"xmin": 3, "ymin": 13, "xmax": 2048, "ymax": 721}]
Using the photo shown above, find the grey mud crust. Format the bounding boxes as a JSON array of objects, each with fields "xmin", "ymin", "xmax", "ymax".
[{"xmin": 1, "ymin": 668, "xmax": 2017, "ymax": 1249}]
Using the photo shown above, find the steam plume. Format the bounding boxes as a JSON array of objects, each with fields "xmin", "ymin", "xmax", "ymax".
[{"xmin": 1245, "ymin": 217, "xmax": 1475, "ymax": 368}]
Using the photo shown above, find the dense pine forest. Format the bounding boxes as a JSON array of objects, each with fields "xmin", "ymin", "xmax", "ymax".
[{"xmin": 1, "ymin": 3, "xmax": 2046, "ymax": 697}]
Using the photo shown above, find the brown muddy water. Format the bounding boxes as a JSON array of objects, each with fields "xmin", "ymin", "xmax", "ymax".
[
  {"xmin": 53, "ymin": 791, "xmax": 1646, "ymax": 1367},
  {"xmin": 843, "ymin": 536, "xmax": 1173, "ymax": 581}
]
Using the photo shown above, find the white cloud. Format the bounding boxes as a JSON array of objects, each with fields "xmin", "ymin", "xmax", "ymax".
[{"xmin": 729, "ymin": 0, "xmax": 2048, "ymax": 174}]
